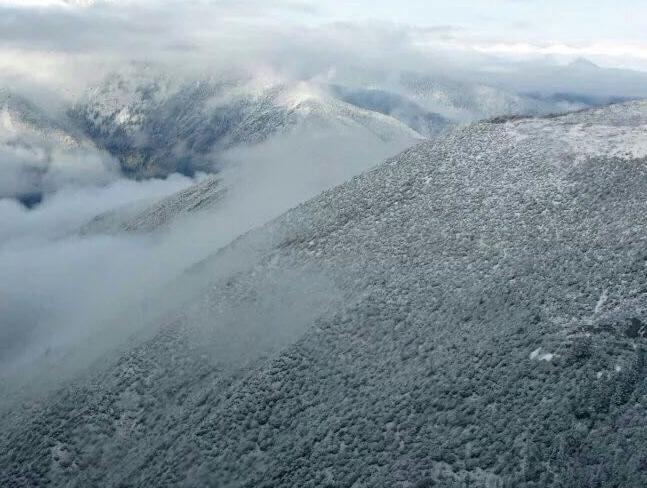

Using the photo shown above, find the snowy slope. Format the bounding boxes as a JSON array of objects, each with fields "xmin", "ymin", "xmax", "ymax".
[
  {"xmin": 3, "ymin": 66, "xmax": 609, "ymax": 206},
  {"xmin": 330, "ymin": 84, "xmax": 453, "ymax": 138},
  {"xmin": 3, "ymin": 101, "xmax": 647, "ymax": 487},
  {"xmin": 69, "ymin": 70, "xmax": 423, "ymax": 179},
  {"xmin": 398, "ymin": 73, "xmax": 589, "ymax": 121},
  {"xmin": 76, "ymin": 78, "xmax": 424, "ymax": 235},
  {"xmin": 70, "ymin": 67, "xmax": 604, "ymax": 181},
  {"xmin": 80, "ymin": 175, "xmax": 225, "ymax": 234}
]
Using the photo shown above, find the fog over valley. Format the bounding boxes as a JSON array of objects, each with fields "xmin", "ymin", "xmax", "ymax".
[{"xmin": 1, "ymin": 1, "xmax": 647, "ymax": 487}]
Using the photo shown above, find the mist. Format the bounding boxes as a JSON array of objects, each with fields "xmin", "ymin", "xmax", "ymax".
[
  {"xmin": 0, "ymin": 109, "xmax": 413, "ymax": 399},
  {"xmin": 0, "ymin": 174, "xmax": 197, "ymax": 368},
  {"xmin": 2, "ymin": 0, "xmax": 647, "ymax": 402}
]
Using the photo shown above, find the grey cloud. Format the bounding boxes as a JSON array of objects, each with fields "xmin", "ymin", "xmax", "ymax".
[
  {"xmin": 1, "ymin": 0, "xmax": 645, "ymax": 97},
  {"xmin": 0, "ymin": 173, "xmax": 198, "ymax": 369}
]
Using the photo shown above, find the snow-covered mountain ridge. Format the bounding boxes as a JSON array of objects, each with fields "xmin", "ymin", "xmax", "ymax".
[
  {"xmin": 2, "ymin": 100, "xmax": 647, "ymax": 487},
  {"xmin": 68, "ymin": 72, "xmax": 424, "ymax": 178},
  {"xmin": 2, "ymin": 64, "xmax": 634, "ymax": 210}
]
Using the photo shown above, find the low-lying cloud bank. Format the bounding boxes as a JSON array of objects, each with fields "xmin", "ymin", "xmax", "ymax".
[
  {"xmin": 0, "ymin": 115, "xmax": 415, "ymax": 377},
  {"xmin": 0, "ymin": 174, "xmax": 196, "ymax": 369}
]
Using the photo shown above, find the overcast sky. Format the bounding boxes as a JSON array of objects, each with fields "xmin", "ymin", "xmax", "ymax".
[{"xmin": 0, "ymin": 0, "xmax": 646, "ymax": 72}]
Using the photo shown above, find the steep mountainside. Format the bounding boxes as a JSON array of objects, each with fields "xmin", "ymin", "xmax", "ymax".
[
  {"xmin": 68, "ymin": 67, "xmax": 605, "ymax": 181},
  {"xmin": 330, "ymin": 85, "xmax": 452, "ymax": 138},
  {"xmin": 2, "ymin": 101, "xmax": 647, "ymax": 487},
  {"xmin": 69, "ymin": 70, "xmax": 423, "ymax": 178},
  {"xmin": 80, "ymin": 175, "xmax": 225, "ymax": 234},
  {"xmin": 398, "ymin": 73, "xmax": 589, "ymax": 121},
  {"xmin": 3, "ymin": 67, "xmax": 611, "ymax": 203}
]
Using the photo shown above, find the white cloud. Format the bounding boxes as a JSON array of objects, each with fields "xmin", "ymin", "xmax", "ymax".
[
  {"xmin": 0, "ymin": 0, "xmax": 644, "ymax": 72},
  {"xmin": 0, "ymin": 173, "xmax": 198, "ymax": 369},
  {"xmin": 473, "ymin": 42, "xmax": 645, "ymax": 58}
]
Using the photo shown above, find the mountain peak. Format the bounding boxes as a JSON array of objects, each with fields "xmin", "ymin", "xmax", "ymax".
[{"xmin": 568, "ymin": 57, "xmax": 599, "ymax": 69}]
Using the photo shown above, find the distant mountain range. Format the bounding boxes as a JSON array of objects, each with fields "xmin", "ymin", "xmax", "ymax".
[
  {"xmin": 66, "ymin": 68, "xmax": 423, "ymax": 179},
  {"xmin": 5, "ymin": 62, "xmax": 641, "ymax": 206}
]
